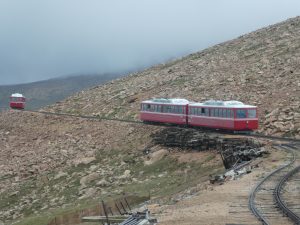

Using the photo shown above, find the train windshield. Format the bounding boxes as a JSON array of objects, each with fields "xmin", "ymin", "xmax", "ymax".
[
  {"xmin": 248, "ymin": 109, "xmax": 257, "ymax": 118},
  {"xmin": 11, "ymin": 97, "xmax": 24, "ymax": 102},
  {"xmin": 236, "ymin": 109, "xmax": 246, "ymax": 118}
]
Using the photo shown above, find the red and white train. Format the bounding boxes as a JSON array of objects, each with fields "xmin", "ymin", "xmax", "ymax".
[
  {"xmin": 140, "ymin": 98, "xmax": 258, "ymax": 131},
  {"xmin": 10, "ymin": 93, "xmax": 26, "ymax": 109}
]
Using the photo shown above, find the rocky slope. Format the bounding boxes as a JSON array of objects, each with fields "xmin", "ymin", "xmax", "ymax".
[
  {"xmin": 47, "ymin": 17, "xmax": 300, "ymax": 137},
  {"xmin": 1, "ymin": 16, "xmax": 300, "ymax": 225},
  {"xmin": 0, "ymin": 111, "xmax": 223, "ymax": 224}
]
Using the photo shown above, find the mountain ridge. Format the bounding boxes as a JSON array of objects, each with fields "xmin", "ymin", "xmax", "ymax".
[{"xmin": 0, "ymin": 73, "xmax": 123, "ymax": 110}]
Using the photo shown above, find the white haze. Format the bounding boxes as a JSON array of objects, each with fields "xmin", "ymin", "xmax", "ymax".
[{"xmin": 0, "ymin": 0, "xmax": 299, "ymax": 85}]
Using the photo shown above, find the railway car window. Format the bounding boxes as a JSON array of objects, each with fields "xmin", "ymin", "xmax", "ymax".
[
  {"xmin": 150, "ymin": 105, "xmax": 155, "ymax": 112},
  {"xmin": 226, "ymin": 109, "xmax": 233, "ymax": 118},
  {"xmin": 176, "ymin": 106, "xmax": 183, "ymax": 114},
  {"xmin": 146, "ymin": 104, "xmax": 151, "ymax": 111},
  {"xmin": 192, "ymin": 108, "xmax": 196, "ymax": 115},
  {"xmin": 237, "ymin": 109, "xmax": 246, "ymax": 118},
  {"xmin": 157, "ymin": 105, "xmax": 161, "ymax": 112},
  {"xmin": 218, "ymin": 109, "xmax": 223, "ymax": 117},
  {"xmin": 199, "ymin": 108, "xmax": 208, "ymax": 116},
  {"xmin": 179, "ymin": 106, "xmax": 183, "ymax": 114},
  {"xmin": 222, "ymin": 109, "xmax": 226, "ymax": 118},
  {"xmin": 171, "ymin": 106, "xmax": 176, "ymax": 113},
  {"xmin": 248, "ymin": 109, "xmax": 256, "ymax": 118},
  {"xmin": 213, "ymin": 109, "xmax": 218, "ymax": 117},
  {"xmin": 205, "ymin": 108, "xmax": 209, "ymax": 116},
  {"xmin": 162, "ymin": 105, "xmax": 172, "ymax": 113},
  {"xmin": 211, "ymin": 109, "xmax": 214, "ymax": 117},
  {"xmin": 142, "ymin": 104, "xmax": 148, "ymax": 111}
]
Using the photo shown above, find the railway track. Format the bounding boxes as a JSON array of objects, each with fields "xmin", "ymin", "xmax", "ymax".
[
  {"xmin": 249, "ymin": 144, "xmax": 300, "ymax": 225},
  {"xmin": 9, "ymin": 109, "xmax": 298, "ymax": 143}
]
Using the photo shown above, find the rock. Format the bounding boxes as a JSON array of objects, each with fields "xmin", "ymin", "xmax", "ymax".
[
  {"xmin": 79, "ymin": 188, "xmax": 97, "ymax": 199},
  {"xmin": 73, "ymin": 157, "xmax": 96, "ymax": 166},
  {"xmin": 80, "ymin": 172, "xmax": 101, "ymax": 186},
  {"xmin": 96, "ymin": 179, "xmax": 110, "ymax": 187},
  {"xmin": 144, "ymin": 149, "xmax": 169, "ymax": 165},
  {"xmin": 54, "ymin": 171, "xmax": 68, "ymax": 180},
  {"xmin": 124, "ymin": 170, "xmax": 131, "ymax": 177},
  {"xmin": 118, "ymin": 170, "xmax": 131, "ymax": 180},
  {"xmin": 9, "ymin": 191, "xmax": 19, "ymax": 197}
]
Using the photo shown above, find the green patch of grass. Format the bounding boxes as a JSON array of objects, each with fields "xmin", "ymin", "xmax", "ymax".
[
  {"xmin": 14, "ymin": 215, "xmax": 52, "ymax": 225},
  {"xmin": 0, "ymin": 179, "xmax": 37, "ymax": 210},
  {"xmin": 15, "ymin": 195, "xmax": 149, "ymax": 225},
  {"xmin": 203, "ymin": 154, "xmax": 216, "ymax": 163}
]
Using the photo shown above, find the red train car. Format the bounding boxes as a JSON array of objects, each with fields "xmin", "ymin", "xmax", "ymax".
[
  {"xmin": 140, "ymin": 98, "xmax": 258, "ymax": 131},
  {"xmin": 188, "ymin": 100, "xmax": 258, "ymax": 131},
  {"xmin": 140, "ymin": 98, "xmax": 189, "ymax": 125},
  {"xmin": 10, "ymin": 93, "xmax": 26, "ymax": 109}
]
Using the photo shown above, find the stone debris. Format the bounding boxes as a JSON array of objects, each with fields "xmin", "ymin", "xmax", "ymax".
[
  {"xmin": 261, "ymin": 106, "xmax": 300, "ymax": 138},
  {"xmin": 210, "ymin": 165, "xmax": 252, "ymax": 184},
  {"xmin": 151, "ymin": 127, "xmax": 265, "ymax": 169}
]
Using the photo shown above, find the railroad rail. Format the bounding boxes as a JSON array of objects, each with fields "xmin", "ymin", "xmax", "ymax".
[
  {"xmin": 248, "ymin": 144, "xmax": 300, "ymax": 225},
  {"xmin": 274, "ymin": 144, "xmax": 300, "ymax": 224},
  {"xmin": 7, "ymin": 109, "xmax": 299, "ymax": 143}
]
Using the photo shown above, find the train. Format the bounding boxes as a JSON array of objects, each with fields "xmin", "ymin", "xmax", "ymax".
[
  {"xmin": 10, "ymin": 93, "xmax": 26, "ymax": 109},
  {"xmin": 140, "ymin": 98, "xmax": 258, "ymax": 131}
]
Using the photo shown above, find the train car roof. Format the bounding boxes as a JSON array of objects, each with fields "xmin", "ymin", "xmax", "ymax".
[
  {"xmin": 142, "ymin": 98, "xmax": 189, "ymax": 105},
  {"xmin": 190, "ymin": 100, "xmax": 256, "ymax": 108},
  {"xmin": 11, "ymin": 93, "xmax": 24, "ymax": 98}
]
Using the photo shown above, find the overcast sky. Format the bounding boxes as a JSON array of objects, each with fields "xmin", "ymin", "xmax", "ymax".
[{"xmin": 0, "ymin": 0, "xmax": 299, "ymax": 85}]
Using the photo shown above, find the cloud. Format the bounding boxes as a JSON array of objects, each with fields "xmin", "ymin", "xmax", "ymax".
[{"xmin": 0, "ymin": 0, "xmax": 299, "ymax": 84}]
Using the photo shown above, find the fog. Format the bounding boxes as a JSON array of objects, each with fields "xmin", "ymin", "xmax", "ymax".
[{"xmin": 0, "ymin": 0, "xmax": 299, "ymax": 85}]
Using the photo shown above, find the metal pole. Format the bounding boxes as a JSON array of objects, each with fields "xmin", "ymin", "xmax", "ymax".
[
  {"xmin": 124, "ymin": 197, "xmax": 132, "ymax": 212},
  {"xmin": 115, "ymin": 202, "xmax": 123, "ymax": 215},
  {"xmin": 120, "ymin": 201, "xmax": 128, "ymax": 214},
  {"xmin": 102, "ymin": 200, "xmax": 110, "ymax": 225}
]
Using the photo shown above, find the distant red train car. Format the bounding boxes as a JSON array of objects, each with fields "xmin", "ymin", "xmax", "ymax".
[
  {"xmin": 140, "ymin": 98, "xmax": 258, "ymax": 131},
  {"xmin": 10, "ymin": 93, "xmax": 26, "ymax": 109}
]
